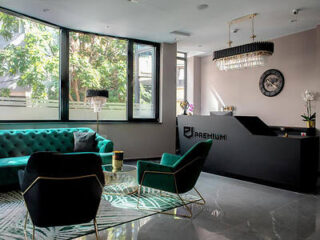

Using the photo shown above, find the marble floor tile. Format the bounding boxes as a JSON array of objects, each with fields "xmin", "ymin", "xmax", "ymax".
[{"xmin": 80, "ymin": 172, "xmax": 320, "ymax": 240}]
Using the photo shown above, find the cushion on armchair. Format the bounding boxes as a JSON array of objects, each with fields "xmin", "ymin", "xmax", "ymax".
[{"xmin": 160, "ymin": 153, "xmax": 181, "ymax": 166}]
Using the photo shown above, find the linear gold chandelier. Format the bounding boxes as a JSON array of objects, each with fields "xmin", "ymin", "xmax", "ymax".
[{"xmin": 213, "ymin": 13, "xmax": 274, "ymax": 71}]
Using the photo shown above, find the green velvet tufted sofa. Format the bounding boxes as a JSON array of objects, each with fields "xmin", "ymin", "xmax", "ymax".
[{"xmin": 0, "ymin": 127, "xmax": 113, "ymax": 188}]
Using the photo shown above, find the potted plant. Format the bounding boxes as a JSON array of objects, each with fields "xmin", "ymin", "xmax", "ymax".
[
  {"xmin": 301, "ymin": 90, "xmax": 316, "ymax": 128},
  {"xmin": 188, "ymin": 103, "xmax": 194, "ymax": 115},
  {"xmin": 180, "ymin": 100, "xmax": 189, "ymax": 115}
]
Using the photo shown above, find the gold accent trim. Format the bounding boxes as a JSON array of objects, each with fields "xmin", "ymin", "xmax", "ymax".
[
  {"xmin": 103, "ymin": 187, "xmax": 138, "ymax": 196},
  {"xmin": 229, "ymin": 13, "xmax": 258, "ymax": 25},
  {"xmin": 226, "ymin": 13, "xmax": 259, "ymax": 47},
  {"xmin": 22, "ymin": 174, "xmax": 103, "ymax": 239},
  {"xmin": 136, "ymin": 157, "xmax": 206, "ymax": 218},
  {"xmin": 94, "ymin": 218, "xmax": 99, "ymax": 240},
  {"xmin": 23, "ymin": 212, "xmax": 100, "ymax": 240},
  {"xmin": 22, "ymin": 174, "xmax": 104, "ymax": 196}
]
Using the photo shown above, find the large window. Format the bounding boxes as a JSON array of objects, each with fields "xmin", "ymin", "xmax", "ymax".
[
  {"xmin": 69, "ymin": 32, "xmax": 128, "ymax": 120},
  {"xmin": 133, "ymin": 43, "xmax": 156, "ymax": 119},
  {"xmin": 0, "ymin": 10, "xmax": 60, "ymax": 120},
  {"xmin": 0, "ymin": 8, "xmax": 160, "ymax": 122},
  {"xmin": 176, "ymin": 52, "xmax": 187, "ymax": 115}
]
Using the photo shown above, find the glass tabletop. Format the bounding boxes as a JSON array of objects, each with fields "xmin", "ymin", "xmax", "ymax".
[{"xmin": 102, "ymin": 164, "xmax": 137, "ymax": 173}]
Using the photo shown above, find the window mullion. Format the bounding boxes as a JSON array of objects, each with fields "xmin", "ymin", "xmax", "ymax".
[
  {"xmin": 60, "ymin": 28, "xmax": 69, "ymax": 121},
  {"xmin": 127, "ymin": 40, "xmax": 134, "ymax": 121}
]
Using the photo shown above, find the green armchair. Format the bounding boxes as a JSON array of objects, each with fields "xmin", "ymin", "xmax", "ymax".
[{"xmin": 136, "ymin": 139, "xmax": 213, "ymax": 217}]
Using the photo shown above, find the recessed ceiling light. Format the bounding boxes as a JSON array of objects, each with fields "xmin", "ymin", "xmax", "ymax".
[
  {"xmin": 197, "ymin": 4, "xmax": 209, "ymax": 10},
  {"xmin": 128, "ymin": 0, "xmax": 139, "ymax": 3},
  {"xmin": 42, "ymin": 8, "xmax": 50, "ymax": 12}
]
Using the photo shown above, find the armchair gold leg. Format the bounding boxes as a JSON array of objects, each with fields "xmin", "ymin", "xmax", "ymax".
[
  {"xmin": 175, "ymin": 192, "xmax": 193, "ymax": 218},
  {"xmin": 93, "ymin": 218, "xmax": 99, "ymax": 240},
  {"xmin": 24, "ymin": 212, "xmax": 99, "ymax": 240},
  {"xmin": 137, "ymin": 170, "xmax": 206, "ymax": 219},
  {"xmin": 136, "ymin": 187, "xmax": 204, "ymax": 218},
  {"xmin": 24, "ymin": 212, "xmax": 28, "ymax": 240},
  {"xmin": 193, "ymin": 187, "xmax": 206, "ymax": 205},
  {"xmin": 32, "ymin": 225, "xmax": 35, "ymax": 240},
  {"xmin": 136, "ymin": 184, "xmax": 143, "ymax": 209},
  {"xmin": 24, "ymin": 211, "xmax": 35, "ymax": 240}
]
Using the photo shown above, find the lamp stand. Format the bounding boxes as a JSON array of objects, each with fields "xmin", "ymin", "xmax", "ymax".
[{"xmin": 96, "ymin": 112, "xmax": 99, "ymax": 133}]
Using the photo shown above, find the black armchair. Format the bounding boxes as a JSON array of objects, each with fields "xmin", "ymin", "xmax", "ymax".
[{"xmin": 18, "ymin": 152, "xmax": 105, "ymax": 240}]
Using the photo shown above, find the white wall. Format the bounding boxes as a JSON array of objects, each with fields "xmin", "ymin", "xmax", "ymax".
[
  {"xmin": 200, "ymin": 26, "xmax": 320, "ymax": 128},
  {"xmin": 0, "ymin": 43, "xmax": 177, "ymax": 159}
]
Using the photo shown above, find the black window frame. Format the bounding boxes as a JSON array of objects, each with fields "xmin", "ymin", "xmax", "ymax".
[{"xmin": 0, "ymin": 7, "xmax": 160, "ymax": 123}]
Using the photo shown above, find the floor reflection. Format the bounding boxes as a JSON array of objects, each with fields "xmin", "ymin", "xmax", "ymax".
[{"xmin": 81, "ymin": 173, "xmax": 320, "ymax": 240}]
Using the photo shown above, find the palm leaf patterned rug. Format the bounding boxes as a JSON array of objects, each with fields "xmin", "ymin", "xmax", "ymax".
[{"xmin": 0, "ymin": 186, "xmax": 200, "ymax": 240}]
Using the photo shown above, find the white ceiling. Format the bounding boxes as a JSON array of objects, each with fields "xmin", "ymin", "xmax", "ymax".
[{"xmin": 0, "ymin": 0, "xmax": 320, "ymax": 56}]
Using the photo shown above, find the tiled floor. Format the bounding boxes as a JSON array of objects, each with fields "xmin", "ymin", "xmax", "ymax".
[{"xmin": 83, "ymin": 171, "xmax": 320, "ymax": 240}]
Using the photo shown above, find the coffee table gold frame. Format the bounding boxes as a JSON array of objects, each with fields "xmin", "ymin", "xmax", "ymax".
[{"xmin": 103, "ymin": 165, "xmax": 138, "ymax": 195}]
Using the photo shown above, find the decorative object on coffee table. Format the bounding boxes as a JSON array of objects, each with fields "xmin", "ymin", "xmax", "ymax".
[
  {"xmin": 102, "ymin": 164, "xmax": 138, "ymax": 195},
  {"xmin": 112, "ymin": 151, "xmax": 124, "ymax": 171},
  {"xmin": 86, "ymin": 89, "xmax": 109, "ymax": 133},
  {"xmin": 301, "ymin": 90, "xmax": 316, "ymax": 128}
]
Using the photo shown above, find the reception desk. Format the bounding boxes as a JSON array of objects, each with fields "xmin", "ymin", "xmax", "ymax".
[{"xmin": 177, "ymin": 115, "xmax": 319, "ymax": 192}]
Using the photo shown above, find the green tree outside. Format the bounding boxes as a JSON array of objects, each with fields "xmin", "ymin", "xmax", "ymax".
[{"xmin": 0, "ymin": 11, "xmax": 128, "ymax": 105}]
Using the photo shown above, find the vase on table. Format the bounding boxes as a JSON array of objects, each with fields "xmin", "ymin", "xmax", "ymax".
[{"xmin": 306, "ymin": 120, "xmax": 315, "ymax": 128}]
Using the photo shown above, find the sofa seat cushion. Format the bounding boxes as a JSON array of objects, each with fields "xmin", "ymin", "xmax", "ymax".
[
  {"xmin": 0, "ymin": 156, "xmax": 30, "ymax": 188},
  {"xmin": 0, "ymin": 156, "xmax": 30, "ymax": 168}
]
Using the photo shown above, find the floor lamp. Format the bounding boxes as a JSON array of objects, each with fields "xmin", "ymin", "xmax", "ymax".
[{"xmin": 86, "ymin": 89, "xmax": 109, "ymax": 133}]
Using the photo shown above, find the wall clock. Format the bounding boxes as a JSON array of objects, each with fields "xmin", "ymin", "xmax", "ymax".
[{"xmin": 259, "ymin": 69, "xmax": 284, "ymax": 97}]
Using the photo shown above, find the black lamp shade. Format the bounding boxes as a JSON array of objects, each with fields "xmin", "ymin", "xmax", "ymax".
[
  {"xmin": 86, "ymin": 89, "xmax": 109, "ymax": 98},
  {"xmin": 213, "ymin": 41, "xmax": 274, "ymax": 60}
]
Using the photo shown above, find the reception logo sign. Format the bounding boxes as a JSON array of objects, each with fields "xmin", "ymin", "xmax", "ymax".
[
  {"xmin": 183, "ymin": 126, "xmax": 194, "ymax": 139},
  {"xmin": 183, "ymin": 126, "xmax": 227, "ymax": 140}
]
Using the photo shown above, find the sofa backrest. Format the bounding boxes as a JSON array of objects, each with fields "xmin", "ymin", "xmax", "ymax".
[{"xmin": 0, "ymin": 128, "xmax": 95, "ymax": 158}]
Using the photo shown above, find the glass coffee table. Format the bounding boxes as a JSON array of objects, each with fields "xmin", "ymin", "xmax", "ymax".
[{"xmin": 102, "ymin": 164, "xmax": 138, "ymax": 195}]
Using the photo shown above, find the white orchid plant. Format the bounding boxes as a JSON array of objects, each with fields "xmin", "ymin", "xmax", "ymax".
[{"xmin": 301, "ymin": 90, "xmax": 316, "ymax": 122}]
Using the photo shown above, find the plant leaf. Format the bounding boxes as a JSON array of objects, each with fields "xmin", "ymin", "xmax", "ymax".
[{"xmin": 310, "ymin": 112, "xmax": 316, "ymax": 120}]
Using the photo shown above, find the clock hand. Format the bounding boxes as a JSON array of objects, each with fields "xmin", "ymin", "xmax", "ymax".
[{"xmin": 266, "ymin": 79, "xmax": 278, "ymax": 89}]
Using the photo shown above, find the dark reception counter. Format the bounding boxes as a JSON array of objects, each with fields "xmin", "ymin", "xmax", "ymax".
[{"xmin": 177, "ymin": 115, "xmax": 319, "ymax": 192}]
